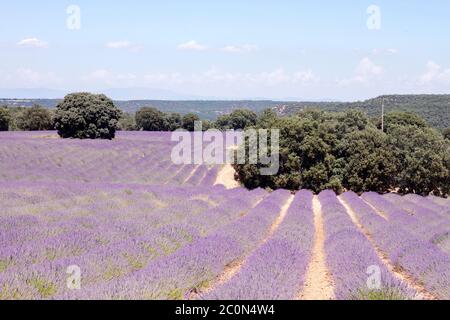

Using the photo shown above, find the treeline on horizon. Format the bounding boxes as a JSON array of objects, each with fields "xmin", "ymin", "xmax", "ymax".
[
  {"xmin": 1, "ymin": 95, "xmax": 450, "ymax": 134},
  {"xmin": 280, "ymin": 94, "xmax": 450, "ymax": 130},
  {"xmin": 1, "ymin": 93, "xmax": 449, "ymax": 129},
  {"xmin": 1, "ymin": 92, "xmax": 449, "ymax": 197}
]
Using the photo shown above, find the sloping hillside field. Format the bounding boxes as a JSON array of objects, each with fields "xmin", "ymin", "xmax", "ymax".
[{"xmin": 0, "ymin": 132, "xmax": 449, "ymax": 300}]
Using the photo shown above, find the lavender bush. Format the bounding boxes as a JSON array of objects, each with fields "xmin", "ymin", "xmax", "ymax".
[
  {"xmin": 204, "ymin": 190, "xmax": 315, "ymax": 300},
  {"xmin": 344, "ymin": 191, "xmax": 450, "ymax": 299},
  {"xmin": 319, "ymin": 190, "xmax": 415, "ymax": 300},
  {"xmin": 0, "ymin": 132, "xmax": 449, "ymax": 300}
]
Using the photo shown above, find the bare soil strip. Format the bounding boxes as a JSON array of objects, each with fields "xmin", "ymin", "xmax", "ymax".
[
  {"xmin": 182, "ymin": 165, "xmax": 200, "ymax": 184},
  {"xmin": 163, "ymin": 164, "xmax": 185, "ymax": 185},
  {"xmin": 360, "ymin": 198, "xmax": 389, "ymax": 220},
  {"xmin": 214, "ymin": 145, "xmax": 241, "ymax": 189},
  {"xmin": 338, "ymin": 196, "xmax": 436, "ymax": 300},
  {"xmin": 33, "ymin": 134, "xmax": 59, "ymax": 139},
  {"xmin": 189, "ymin": 195, "xmax": 294, "ymax": 299},
  {"xmin": 214, "ymin": 164, "xmax": 240, "ymax": 189},
  {"xmin": 297, "ymin": 196, "xmax": 335, "ymax": 300}
]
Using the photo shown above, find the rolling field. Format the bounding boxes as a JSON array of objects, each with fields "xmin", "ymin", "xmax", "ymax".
[{"xmin": 0, "ymin": 132, "xmax": 449, "ymax": 300}]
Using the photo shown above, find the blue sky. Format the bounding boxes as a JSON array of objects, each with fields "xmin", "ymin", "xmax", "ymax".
[{"xmin": 1, "ymin": 0, "xmax": 450, "ymax": 100}]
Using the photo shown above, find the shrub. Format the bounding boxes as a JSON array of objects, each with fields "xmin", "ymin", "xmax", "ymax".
[
  {"xmin": 181, "ymin": 113, "xmax": 201, "ymax": 131},
  {"xmin": 233, "ymin": 109, "xmax": 449, "ymax": 196},
  {"xmin": 214, "ymin": 109, "xmax": 257, "ymax": 130},
  {"xmin": 118, "ymin": 112, "xmax": 137, "ymax": 131},
  {"xmin": 382, "ymin": 111, "xmax": 429, "ymax": 133},
  {"xmin": 54, "ymin": 93, "xmax": 121, "ymax": 139},
  {"xmin": 256, "ymin": 109, "xmax": 278, "ymax": 128},
  {"xmin": 163, "ymin": 113, "xmax": 182, "ymax": 131},
  {"xmin": 135, "ymin": 107, "xmax": 165, "ymax": 131},
  {"xmin": 338, "ymin": 128, "xmax": 397, "ymax": 193},
  {"xmin": 443, "ymin": 127, "xmax": 450, "ymax": 140},
  {"xmin": 16, "ymin": 105, "xmax": 54, "ymax": 131},
  {"xmin": 388, "ymin": 125, "xmax": 449, "ymax": 196},
  {"xmin": 0, "ymin": 107, "xmax": 11, "ymax": 131},
  {"xmin": 235, "ymin": 110, "xmax": 346, "ymax": 193}
]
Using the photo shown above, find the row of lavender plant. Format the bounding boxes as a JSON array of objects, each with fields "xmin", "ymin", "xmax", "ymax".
[
  {"xmin": 203, "ymin": 190, "xmax": 314, "ymax": 300},
  {"xmin": 50, "ymin": 190, "xmax": 291, "ymax": 299},
  {"xmin": 1, "ymin": 183, "xmax": 263, "ymax": 261},
  {"xmin": 0, "ymin": 184, "xmax": 266, "ymax": 299},
  {"xmin": 384, "ymin": 193, "xmax": 449, "ymax": 219},
  {"xmin": 342, "ymin": 191, "xmax": 450, "ymax": 299},
  {"xmin": 382, "ymin": 193, "xmax": 450, "ymax": 252},
  {"xmin": 426, "ymin": 195, "xmax": 450, "ymax": 211},
  {"xmin": 319, "ymin": 190, "xmax": 415, "ymax": 300},
  {"xmin": 0, "ymin": 189, "xmax": 210, "ymax": 275},
  {"xmin": 365, "ymin": 192, "xmax": 449, "ymax": 253},
  {"xmin": 405, "ymin": 194, "xmax": 450, "ymax": 216},
  {"xmin": 0, "ymin": 133, "xmax": 219, "ymax": 186},
  {"xmin": 383, "ymin": 193, "xmax": 449, "ymax": 219}
]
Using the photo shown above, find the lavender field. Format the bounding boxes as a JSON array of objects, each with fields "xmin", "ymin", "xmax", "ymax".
[{"xmin": 0, "ymin": 131, "xmax": 449, "ymax": 300}]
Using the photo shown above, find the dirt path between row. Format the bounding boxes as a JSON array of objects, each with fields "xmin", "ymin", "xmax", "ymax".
[
  {"xmin": 214, "ymin": 164, "xmax": 240, "ymax": 189},
  {"xmin": 360, "ymin": 198, "xmax": 389, "ymax": 220},
  {"xmin": 189, "ymin": 195, "xmax": 294, "ymax": 299},
  {"xmin": 183, "ymin": 165, "xmax": 200, "ymax": 184},
  {"xmin": 297, "ymin": 196, "xmax": 335, "ymax": 300},
  {"xmin": 338, "ymin": 196, "xmax": 436, "ymax": 300}
]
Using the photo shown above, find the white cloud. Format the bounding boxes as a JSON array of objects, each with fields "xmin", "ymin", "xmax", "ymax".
[
  {"xmin": 220, "ymin": 44, "xmax": 258, "ymax": 53},
  {"xmin": 106, "ymin": 41, "xmax": 132, "ymax": 49},
  {"xmin": 144, "ymin": 72, "xmax": 183, "ymax": 84},
  {"xmin": 16, "ymin": 68, "xmax": 42, "ymax": 82},
  {"xmin": 387, "ymin": 48, "xmax": 399, "ymax": 54},
  {"xmin": 356, "ymin": 57, "xmax": 383, "ymax": 77},
  {"xmin": 420, "ymin": 61, "xmax": 441, "ymax": 84},
  {"xmin": 419, "ymin": 60, "xmax": 450, "ymax": 85},
  {"xmin": 339, "ymin": 57, "xmax": 383, "ymax": 85},
  {"xmin": 17, "ymin": 38, "xmax": 48, "ymax": 48},
  {"xmin": 106, "ymin": 41, "xmax": 143, "ymax": 52},
  {"xmin": 177, "ymin": 40, "xmax": 208, "ymax": 51},
  {"xmin": 2, "ymin": 68, "xmax": 61, "ymax": 87},
  {"xmin": 371, "ymin": 48, "xmax": 399, "ymax": 55},
  {"xmin": 177, "ymin": 42, "xmax": 259, "ymax": 53},
  {"xmin": 246, "ymin": 69, "xmax": 319, "ymax": 86},
  {"xmin": 82, "ymin": 69, "xmax": 137, "ymax": 87},
  {"xmin": 140, "ymin": 68, "xmax": 321, "ymax": 99},
  {"xmin": 292, "ymin": 71, "xmax": 319, "ymax": 84},
  {"xmin": 142, "ymin": 68, "xmax": 319, "ymax": 87}
]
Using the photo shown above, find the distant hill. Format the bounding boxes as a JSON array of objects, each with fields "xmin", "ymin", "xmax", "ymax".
[
  {"xmin": 276, "ymin": 94, "xmax": 450, "ymax": 129},
  {"xmin": 0, "ymin": 98, "xmax": 289, "ymax": 120},
  {"xmin": 1, "ymin": 94, "xmax": 449, "ymax": 128}
]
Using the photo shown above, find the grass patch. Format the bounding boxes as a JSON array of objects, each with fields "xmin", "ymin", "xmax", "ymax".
[
  {"xmin": 351, "ymin": 288, "xmax": 409, "ymax": 300},
  {"xmin": 27, "ymin": 277, "xmax": 57, "ymax": 299},
  {"xmin": 124, "ymin": 254, "xmax": 147, "ymax": 271},
  {"xmin": 0, "ymin": 259, "xmax": 12, "ymax": 273},
  {"xmin": 103, "ymin": 266, "xmax": 125, "ymax": 281},
  {"xmin": 0, "ymin": 285, "xmax": 21, "ymax": 300},
  {"xmin": 167, "ymin": 288, "xmax": 184, "ymax": 300}
]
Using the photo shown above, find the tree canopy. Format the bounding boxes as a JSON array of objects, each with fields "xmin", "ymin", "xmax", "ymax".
[
  {"xmin": 118, "ymin": 112, "xmax": 137, "ymax": 131},
  {"xmin": 214, "ymin": 109, "xmax": 258, "ymax": 130},
  {"xmin": 381, "ymin": 111, "xmax": 429, "ymax": 133},
  {"xmin": 16, "ymin": 105, "xmax": 53, "ymax": 131},
  {"xmin": 163, "ymin": 113, "xmax": 182, "ymax": 131},
  {"xmin": 443, "ymin": 127, "xmax": 450, "ymax": 140},
  {"xmin": 182, "ymin": 113, "xmax": 201, "ymax": 131},
  {"xmin": 388, "ymin": 125, "xmax": 449, "ymax": 195},
  {"xmin": 234, "ymin": 109, "xmax": 449, "ymax": 196},
  {"xmin": 54, "ymin": 93, "xmax": 122, "ymax": 139},
  {"xmin": 0, "ymin": 107, "xmax": 11, "ymax": 131},
  {"xmin": 135, "ymin": 107, "xmax": 165, "ymax": 131}
]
